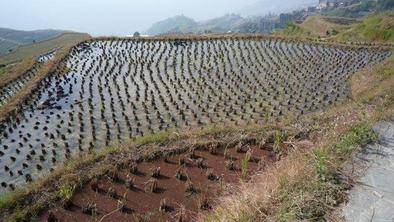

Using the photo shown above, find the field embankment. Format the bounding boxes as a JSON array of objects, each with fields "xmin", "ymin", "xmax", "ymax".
[{"xmin": 0, "ymin": 58, "xmax": 35, "ymax": 88}]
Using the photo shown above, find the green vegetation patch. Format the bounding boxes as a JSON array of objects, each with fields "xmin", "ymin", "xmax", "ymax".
[
  {"xmin": 336, "ymin": 11, "xmax": 394, "ymax": 42},
  {"xmin": 273, "ymin": 122, "xmax": 378, "ymax": 221},
  {"xmin": 275, "ymin": 23, "xmax": 311, "ymax": 37}
]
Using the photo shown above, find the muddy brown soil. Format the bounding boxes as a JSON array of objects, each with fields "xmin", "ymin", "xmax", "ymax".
[{"xmin": 37, "ymin": 143, "xmax": 279, "ymax": 222}]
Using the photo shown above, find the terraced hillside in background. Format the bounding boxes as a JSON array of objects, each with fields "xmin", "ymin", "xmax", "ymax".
[
  {"xmin": 0, "ymin": 36, "xmax": 391, "ymax": 193},
  {"xmin": 0, "ymin": 32, "xmax": 91, "ymax": 65},
  {"xmin": 0, "ymin": 50, "xmax": 58, "ymax": 107},
  {"xmin": 0, "ymin": 28, "xmax": 65, "ymax": 56}
]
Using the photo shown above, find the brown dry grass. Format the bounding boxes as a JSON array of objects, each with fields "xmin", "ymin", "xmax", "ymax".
[
  {"xmin": 0, "ymin": 58, "xmax": 35, "ymax": 88},
  {"xmin": 298, "ymin": 16, "xmax": 356, "ymax": 37}
]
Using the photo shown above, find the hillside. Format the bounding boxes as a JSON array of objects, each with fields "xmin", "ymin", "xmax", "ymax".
[
  {"xmin": 298, "ymin": 16, "xmax": 359, "ymax": 36},
  {"xmin": 0, "ymin": 32, "xmax": 91, "ymax": 65},
  {"xmin": 146, "ymin": 1, "xmax": 393, "ymax": 37},
  {"xmin": 146, "ymin": 14, "xmax": 281, "ymax": 35},
  {"xmin": 335, "ymin": 11, "xmax": 394, "ymax": 42},
  {"xmin": 0, "ymin": 28, "xmax": 66, "ymax": 56},
  {"xmin": 276, "ymin": 15, "xmax": 360, "ymax": 38},
  {"xmin": 194, "ymin": 14, "xmax": 245, "ymax": 33},
  {"xmin": 146, "ymin": 15, "xmax": 197, "ymax": 35},
  {"xmin": 238, "ymin": 0, "xmax": 317, "ymax": 16},
  {"xmin": 276, "ymin": 11, "xmax": 394, "ymax": 42},
  {"xmin": 146, "ymin": 14, "xmax": 248, "ymax": 35},
  {"xmin": 322, "ymin": 0, "xmax": 394, "ymax": 18}
]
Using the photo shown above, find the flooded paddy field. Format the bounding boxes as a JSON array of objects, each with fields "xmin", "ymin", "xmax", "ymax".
[{"xmin": 0, "ymin": 38, "xmax": 391, "ymax": 191}]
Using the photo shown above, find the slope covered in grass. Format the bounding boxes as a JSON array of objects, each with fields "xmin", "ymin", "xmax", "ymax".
[
  {"xmin": 335, "ymin": 11, "xmax": 394, "ymax": 42},
  {"xmin": 273, "ymin": 15, "xmax": 355, "ymax": 38},
  {"xmin": 298, "ymin": 16, "xmax": 358, "ymax": 37},
  {"xmin": 276, "ymin": 11, "xmax": 393, "ymax": 43},
  {"xmin": 146, "ymin": 15, "xmax": 198, "ymax": 35}
]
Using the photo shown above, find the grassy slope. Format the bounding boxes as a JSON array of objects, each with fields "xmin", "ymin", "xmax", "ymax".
[
  {"xmin": 298, "ymin": 16, "xmax": 357, "ymax": 37},
  {"xmin": 335, "ymin": 11, "xmax": 394, "ymax": 43},
  {"xmin": 0, "ymin": 32, "xmax": 90, "ymax": 65},
  {"xmin": 274, "ymin": 15, "xmax": 354, "ymax": 38},
  {"xmin": 146, "ymin": 15, "xmax": 197, "ymax": 35},
  {"xmin": 277, "ymin": 11, "xmax": 394, "ymax": 43},
  {"xmin": 0, "ymin": 58, "xmax": 35, "ymax": 88}
]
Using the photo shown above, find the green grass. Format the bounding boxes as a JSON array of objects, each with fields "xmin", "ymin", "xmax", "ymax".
[
  {"xmin": 58, "ymin": 184, "xmax": 75, "ymax": 200},
  {"xmin": 336, "ymin": 11, "xmax": 394, "ymax": 42},
  {"xmin": 135, "ymin": 130, "xmax": 178, "ymax": 146},
  {"xmin": 0, "ymin": 67, "xmax": 5, "ymax": 77},
  {"xmin": 273, "ymin": 122, "xmax": 378, "ymax": 221},
  {"xmin": 0, "ymin": 192, "xmax": 19, "ymax": 209},
  {"xmin": 273, "ymin": 131, "xmax": 288, "ymax": 153},
  {"xmin": 241, "ymin": 152, "xmax": 251, "ymax": 180},
  {"xmin": 276, "ymin": 11, "xmax": 394, "ymax": 43},
  {"xmin": 330, "ymin": 122, "xmax": 378, "ymax": 160},
  {"xmin": 275, "ymin": 23, "xmax": 310, "ymax": 37}
]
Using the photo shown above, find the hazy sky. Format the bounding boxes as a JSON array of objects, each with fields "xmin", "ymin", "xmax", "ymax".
[{"xmin": 0, "ymin": 0, "xmax": 259, "ymax": 36}]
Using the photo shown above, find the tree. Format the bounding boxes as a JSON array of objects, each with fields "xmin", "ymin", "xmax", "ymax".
[{"xmin": 133, "ymin": 32, "xmax": 141, "ymax": 37}]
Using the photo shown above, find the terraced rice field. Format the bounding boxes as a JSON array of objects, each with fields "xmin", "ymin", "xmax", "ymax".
[
  {"xmin": 37, "ymin": 139, "xmax": 278, "ymax": 222},
  {"xmin": 0, "ymin": 51, "xmax": 57, "ymax": 107},
  {"xmin": 0, "ymin": 37, "xmax": 391, "ymax": 191}
]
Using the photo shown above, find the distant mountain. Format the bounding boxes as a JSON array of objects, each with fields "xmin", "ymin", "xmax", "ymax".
[
  {"xmin": 238, "ymin": 0, "xmax": 318, "ymax": 16},
  {"xmin": 145, "ymin": 13, "xmax": 301, "ymax": 35},
  {"xmin": 0, "ymin": 28, "xmax": 67, "ymax": 56},
  {"xmin": 146, "ymin": 15, "xmax": 198, "ymax": 35},
  {"xmin": 193, "ymin": 14, "xmax": 245, "ymax": 33},
  {"xmin": 146, "ymin": 0, "xmax": 320, "ymax": 36},
  {"xmin": 146, "ymin": 14, "xmax": 272, "ymax": 35}
]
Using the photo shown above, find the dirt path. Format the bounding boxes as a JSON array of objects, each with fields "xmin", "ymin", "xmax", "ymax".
[{"xmin": 342, "ymin": 118, "xmax": 394, "ymax": 222}]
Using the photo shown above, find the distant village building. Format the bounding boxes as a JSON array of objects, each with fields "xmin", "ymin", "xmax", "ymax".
[
  {"xmin": 318, "ymin": 0, "xmax": 335, "ymax": 8},
  {"xmin": 318, "ymin": 0, "xmax": 358, "ymax": 9}
]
